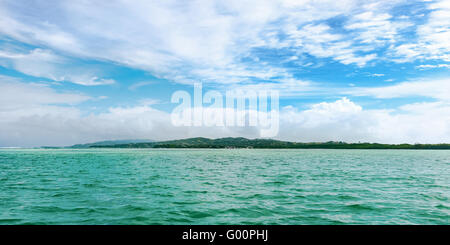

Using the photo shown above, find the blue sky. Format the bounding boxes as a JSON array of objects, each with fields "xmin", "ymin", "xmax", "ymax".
[{"xmin": 0, "ymin": 0, "xmax": 449, "ymax": 146}]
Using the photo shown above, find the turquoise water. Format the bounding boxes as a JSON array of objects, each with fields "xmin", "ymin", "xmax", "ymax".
[{"xmin": 0, "ymin": 149, "xmax": 449, "ymax": 225}]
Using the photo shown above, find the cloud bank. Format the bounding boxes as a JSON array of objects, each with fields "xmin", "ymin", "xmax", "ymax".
[{"xmin": 1, "ymin": 76, "xmax": 449, "ymax": 147}]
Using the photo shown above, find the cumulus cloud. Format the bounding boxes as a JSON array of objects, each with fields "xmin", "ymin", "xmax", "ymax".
[{"xmin": 279, "ymin": 98, "xmax": 450, "ymax": 144}]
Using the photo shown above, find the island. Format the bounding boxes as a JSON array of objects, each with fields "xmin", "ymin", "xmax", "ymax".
[{"xmin": 64, "ymin": 137, "xmax": 450, "ymax": 150}]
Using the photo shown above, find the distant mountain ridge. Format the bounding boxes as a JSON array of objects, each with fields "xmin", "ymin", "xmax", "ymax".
[
  {"xmin": 88, "ymin": 137, "xmax": 450, "ymax": 149},
  {"xmin": 70, "ymin": 139, "xmax": 154, "ymax": 148}
]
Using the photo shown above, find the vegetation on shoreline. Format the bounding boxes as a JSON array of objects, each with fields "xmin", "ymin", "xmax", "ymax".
[{"xmin": 83, "ymin": 137, "xmax": 450, "ymax": 149}]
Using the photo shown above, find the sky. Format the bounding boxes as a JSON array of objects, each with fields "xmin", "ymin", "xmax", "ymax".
[{"xmin": 0, "ymin": 0, "xmax": 449, "ymax": 147}]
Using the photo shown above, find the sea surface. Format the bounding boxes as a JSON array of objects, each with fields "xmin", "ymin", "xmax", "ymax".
[{"xmin": 0, "ymin": 149, "xmax": 449, "ymax": 225}]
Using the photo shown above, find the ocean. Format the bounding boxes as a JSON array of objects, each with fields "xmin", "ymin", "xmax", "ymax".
[{"xmin": 0, "ymin": 148, "xmax": 449, "ymax": 224}]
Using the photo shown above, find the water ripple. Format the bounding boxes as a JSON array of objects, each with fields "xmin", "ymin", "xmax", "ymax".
[{"xmin": 0, "ymin": 148, "xmax": 449, "ymax": 224}]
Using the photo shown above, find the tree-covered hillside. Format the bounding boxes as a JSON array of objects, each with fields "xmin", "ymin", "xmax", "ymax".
[{"xmin": 92, "ymin": 137, "xmax": 450, "ymax": 149}]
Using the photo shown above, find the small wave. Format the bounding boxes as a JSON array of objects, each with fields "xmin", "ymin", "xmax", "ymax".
[
  {"xmin": 337, "ymin": 194, "xmax": 358, "ymax": 200},
  {"xmin": 263, "ymin": 180, "xmax": 286, "ymax": 186},
  {"xmin": 30, "ymin": 206, "xmax": 98, "ymax": 214},
  {"xmin": 183, "ymin": 210, "xmax": 213, "ymax": 219},
  {"xmin": 183, "ymin": 190, "xmax": 208, "ymax": 194},
  {"xmin": 345, "ymin": 203, "xmax": 378, "ymax": 211},
  {"xmin": 435, "ymin": 204, "xmax": 450, "ymax": 210}
]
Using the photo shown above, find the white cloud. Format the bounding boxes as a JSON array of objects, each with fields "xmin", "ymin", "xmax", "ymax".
[
  {"xmin": 370, "ymin": 73, "xmax": 385, "ymax": 77},
  {"xmin": 285, "ymin": 23, "xmax": 378, "ymax": 67},
  {"xmin": 0, "ymin": 48, "xmax": 115, "ymax": 86},
  {"xmin": 345, "ymin": 11, "xmax": 412, "ymax": 46},
  {"xmin": 0, "ymin": 0, "xmax": 422, "ymax": 84},
  {"xmin": 350, "ymin": 78, "xmax": 450, "ymax": 101},
  {"xmin": 415, "ymin": 64, "xmax": 450, "ymax": 69},
  {"xmin": 0, "ymin": 75, "xmax": 90, "ymax": 110},
  {"xmin": 390, "ymin": 0, "xmax": 450, "ymax": 62},
  {"xmin": 279, "ymin": 97, "xmax": 450, "ymax": 144},
  {"xmin": 282, "ymin": 97, "xmax": 362, "ymax": 128},
  {"xmin": 128, "ymin": 81, "xmax": 154, "ymax": 91}
]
